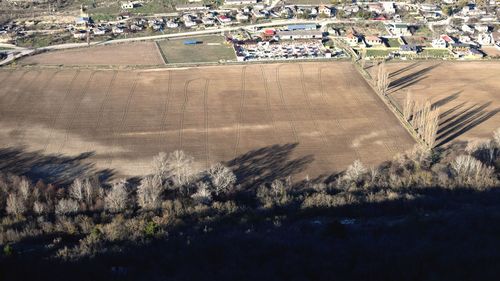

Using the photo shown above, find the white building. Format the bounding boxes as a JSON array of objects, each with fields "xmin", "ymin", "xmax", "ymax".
[
  {"xmin": 478, "ymin": 33, "xmax": 494, "ymax": 45},
  {"xmin": 461, "ymin": 24, "xmax": 474, "ymax": 34},
  {"xmin": 224, "ymin": 0, "xmax": 257, "ymax": 5},
  {"xmin": 276, "ymin": 30, "xmax": 323, "ymax": 40},
  {"xmin": 381, "ymin": 2, "xmax": 396, "ymax": 14},
  {"xmin": 432, "ymin": 38, "xmax": 447, "ymax": 48}
]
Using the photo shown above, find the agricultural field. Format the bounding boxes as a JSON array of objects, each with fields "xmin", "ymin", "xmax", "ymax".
[
  {"xmin": 156, "ymin": 36, "xmax": 236, "ymax": 64},
  {"xmin": 20, "ymin": 42, "xmax": 165, "ymax": 66},
  {"xmin": 0, "ymin": 62, "xmax": 414, "ymax": 181},
  {"xmin": 381, "ymin": 61, "xmax": 500, "ymax": 145}
]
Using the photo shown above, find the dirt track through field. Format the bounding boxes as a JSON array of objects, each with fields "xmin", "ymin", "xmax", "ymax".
[{"xmin": 0, "ymin": 62, "xmax": 415, "ymax": 182}]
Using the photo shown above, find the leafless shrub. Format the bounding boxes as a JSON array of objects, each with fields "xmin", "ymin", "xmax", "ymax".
[
  {"xmin": 466, "ymin": 138, "xmax": 496, "ymax": 165},
  {"xmin": 257, "ymin": 179, "xmax": 292, "ymax": 208},
  {"xmin": 191, "ymin": 182, "xmax": 212, "ymax": 205},
  {"xmin": 105, "ymin": 180, "xmax": 129, "ymax": 212},
  {"xmin": 338, "ymin": 160, "xmax": 367, "ymax": 189},
  {"xmin": 55, "ymin": 199, "xmax": 79, "ymax": 215},
  {"xmin": 137, "ymin": 175, "xmax": 164, "ymax": 210},
  {"xmin": 493, "ymin": 128, "xmax": 500, "ymax": 147},
  {"xmin": 6, "ymin": 193, "xmax": 26, "ymax": 216},
  {"xmin": 207, "ymin": 163, "xmax": 237, "ymax": 195},
  {"xmin": 33, "ymin": 201, "xmax": 47, "ymax": 215}
]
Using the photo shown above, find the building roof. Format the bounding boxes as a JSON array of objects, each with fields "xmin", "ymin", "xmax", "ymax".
[
  {"xmin": 277, "ymin": 30, "xmax": 323, "ymax": 37},
  {"xmin": 286, "ymin": 24, "xmax": 317, "ymax": 31}
]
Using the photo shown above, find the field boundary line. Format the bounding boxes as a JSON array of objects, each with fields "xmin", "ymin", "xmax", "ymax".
[
  {"xmin": 203, "ymin": 79, "xmax": 210, "ymax": 168},
  {"xmin": 158, "ymin": 70, "xmax": 172, "ymax": 151},
  {"xmin": 233, "ymin": 66, "xmax": 246, "ymax": 158},
  {"xmin": 353, "ymin": 61, "xmax": 425, "ymax": 148},
  {"xmin": 276, "ymin": 64, "xmax": 300, "ymax": 143},
  {"xmin": 42, "ymin": 70, "xmax": 80, "ymax": 152},
  {"xmin": 106, "ymin": 72, "xmax": 140, "ymax": 170},
  {"xmin": 299, "ymin": 64, "xmax": 329, "ymax": 147},
  {"xmin": 259, "ymin": 65, "xmax": 281, "ymax": 144}
]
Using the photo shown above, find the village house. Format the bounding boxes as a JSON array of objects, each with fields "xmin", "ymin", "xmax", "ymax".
[
  {"xmin": 364, "ymin": 35, "xmax": 383, "ymax": 46},
  {"xmin": 236, "ymin": 13, "xmax": 249, "ymax": 22},
  {"xmin": 381, "ymin": 2, "xmax": 396, "ymax": 14},
  {"xmin": 475, "ymin": 25, "xmax": 489, "ymax": 33},
  {"xmin": 121, "ymin": 1, "xmax": 141, "ymax": 9},
  {"xmin": 367, "ymin": 3, "xmax": 384, "ymax": 14},
  {"xmin": 400, "ymin": 44, "xmax": 420, "ymax": 54},
  {"xmin": 318, "ymin": 5, "xmax": 333, "ymax": 17},
  {"xmin": 344, "ymin": 33, "xmax": 359, "ymax": 46},
  {"xmin": 217, "ymin": 15, "xmax": 232, "ymax": 24},
  {"xmin": 461, "ymin": 24, "xmax": 474, "ymax": 34},
  {"xmin": 73, "ymin": 30, "xmax": 87, "ymax": 39},
  {"xmin": 478, "ymin": 33, "xmax": 494, "ymax": 45},
  {"xmin": 432, "ymin": 38, "xmax": 447, "ymax": 48},
  {"xmin": 387, "ymin": 23, "xmax": 411, "ymax": 36},
  {"xmin": 92, "ymin": 27, "xmax": 107, "ymax": 35}
]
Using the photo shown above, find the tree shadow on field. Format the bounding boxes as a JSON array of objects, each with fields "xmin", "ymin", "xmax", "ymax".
[
  {"xmin": 0, "ymin": 146, "xmax": 114, "ymax": 185},
  {"xmin": 388, "ymin": 62, "xmax": 420, "ymax": 78},
  {"xmin": 226, "ymin": 143, "xmax": 314, "ymax": 188},
  {"xmin": 388, "ymin": 63, "xmax": 441, "ymax": 93},
  {"xmin": 436, "ymin": 102, "xmax": 499, "ymax": 147}
]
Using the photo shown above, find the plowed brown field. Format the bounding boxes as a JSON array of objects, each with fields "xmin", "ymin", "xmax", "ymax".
[
  {"xmin": 0, "ymin": 62, "xmax": 414, "ymax": 181},
  {"xmin": 381, "ymin": 61, "xmax": 500, "ymax": 146}
]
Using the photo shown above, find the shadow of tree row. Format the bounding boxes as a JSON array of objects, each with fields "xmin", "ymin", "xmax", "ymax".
[{"xmin": 0, "ymin": 147, "xmax": 113, "ymax": 185}]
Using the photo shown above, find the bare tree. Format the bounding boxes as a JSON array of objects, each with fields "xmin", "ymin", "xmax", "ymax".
[
  {"xmin": 451, "ymin": 155, "xmax": 495, "ymax": 188},
  {"xmin": 341, "ymin": 160, "xmax": 367, "ymax": 188},
  {"xmin": 493, "ymin": 128, "xmax": 500, "ymax": 147},
  {"xmin": 376, "ymin": 62, "xmax": 390, "ymax": 95},
  {"xmin": 405, "ymin": 96, "xmax": 440, "ymax": 148},
  {"xmin": 105, "ymin": 180, "xmax": 129, "ymax": 212},
  {"xmin": 55, "ymin": 199, "xmax": 79, "ymax": 215},
  {"xmin": 69, "ymin": 178, "xmax": 85, "ymax": 203},
  {"xmin": 207, "ymin": 163, "xmax": 237, "ymax": 195},
  {"xmin": 403, "ymin": 91, "xmax": 415, "ymax": 121},
  {"xmin": 152, "ymin": 152, "xmax": 169, "ymax": 180},
  {"xmin": 165, "ymin": 150, "xmax": 196, "ymax": 187},
  {"xmin": 137, "ymin": 175, "xmax": 164, "ymax": 210}
]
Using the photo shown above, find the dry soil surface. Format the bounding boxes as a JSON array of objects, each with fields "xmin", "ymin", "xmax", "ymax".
[
  {"xmin": 380, "ymin": 61, "xmax": 500, "ymax": 146},
  {"xmin": 19, "ymin": 42, "xmax": 164, "ymax": 66},
  {"xmin": 0, "ymin": 62, "xmax": 414, "ymax": 182}
]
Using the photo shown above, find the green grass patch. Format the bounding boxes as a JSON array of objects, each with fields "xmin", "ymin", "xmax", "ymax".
[
  {"xmin": 156, "ymin": 36, "xmax": 235, "ymax": 64},
  {"xmin": 386, "ymin": 38, "xmax": 401, "ymax": 47}
]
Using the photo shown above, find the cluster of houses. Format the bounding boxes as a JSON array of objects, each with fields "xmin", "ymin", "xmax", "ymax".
[{"xmin": 232, "ymin": 24, "xmax": 345, "ymax": 61}]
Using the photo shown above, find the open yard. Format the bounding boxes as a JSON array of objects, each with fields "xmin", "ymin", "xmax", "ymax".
[
  {"xmin": 0, "ymin": 62, "xmax": 414, "ymax": 182},
  {"xmin": 20, "ymin": 42, "xmax": 165, "ymax": 66},
  {"xmin": 381, "ymin": 61, "xmax": 500, "ymax": 145},
  {"xmin": 156, "ymin": 36, "xmax": 236, "ymax": 64}
]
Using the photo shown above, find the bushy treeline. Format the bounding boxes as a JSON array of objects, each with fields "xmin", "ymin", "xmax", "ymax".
[{"xmin": 0, "ymin": 129, "xmax": 499, "ymax": 280}]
